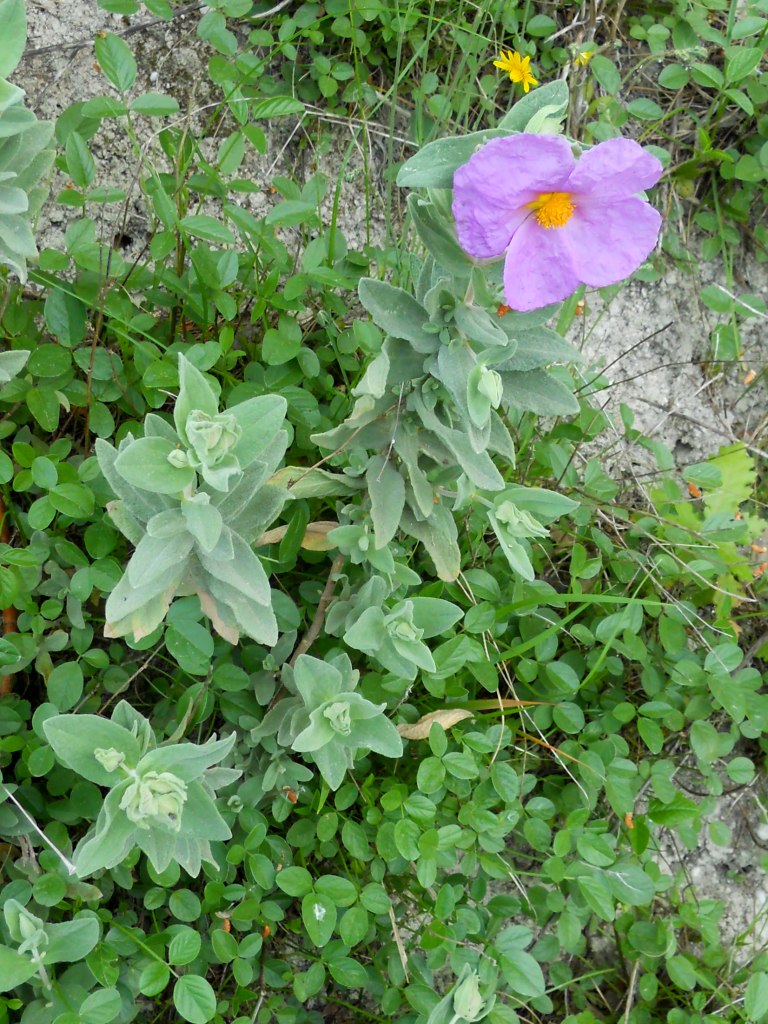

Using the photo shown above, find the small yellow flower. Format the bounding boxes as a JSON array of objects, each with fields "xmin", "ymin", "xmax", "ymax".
[
  {"xmin": 575, "ymin": 50, "xmax": 596, "ymax": 67},
  {"xmin": 492, "ymin": 49, "xmax": 539, "ymax": 92}
]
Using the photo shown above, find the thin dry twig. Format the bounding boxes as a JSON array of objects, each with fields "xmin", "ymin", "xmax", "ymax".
[
  {"xmin": 623, "ymin": 959, "xmax": 641, "ymax": 1024},
  {"xmin": 23, "ymin": 2, "xmax": 204, "ymax": 58},
  {"xmin": 289, "ymin": 552, "xmax": 346, "ymax": 666},
  {"xmin": 388, "ymin": 903, "xmax": 410, "ymax": 983},
  {"xmin": 23, "ymin": 0, "xmax": 292, "ymax": 61}
]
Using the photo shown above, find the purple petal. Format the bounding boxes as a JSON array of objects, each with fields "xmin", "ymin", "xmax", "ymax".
[
  {"xmin": 567, "ymin": 138, "xmax": 663, "ymax": 198},
  {"xmin": 453, "ymin": 133, "xmax": 575, "ymax": 259},
  {"xmin": 503, "ymin": 217, "xmax": 580, "ymax": 311},
  {"xmin": 566, "ymin": 197, "xmax": 661, "ymax": 286},
  {"xmin": 453, "ymin": 203, "xmax": 531, "ymax": 261}
]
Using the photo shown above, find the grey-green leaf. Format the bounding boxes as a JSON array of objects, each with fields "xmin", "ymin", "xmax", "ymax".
[
  {"xmin": 367, "ymin": 455, "xmax": 405, "ymax": 549},
  {"xmin": 0, "ymin": 945, "xmax": 38, "ymax": 991},
  {"xmin": 43, "ymin": 714, "xmax": 143, "ymax": 785},
  {"xmin": 497, "ymin": 79, "xmax": 569, "ymax": 134},
  {"xmin": 114, "ymin": 436, "xmax": 196, "ymax": 494},
  {"xmin": 501, "ymin": 368, "xmax": 579, "ymax": 416},
  {"xmin": 401, "ymin": 506, "xmax": 461, "ymax": 582},
  {"xmin": 358, "ymin": 279, "xmax": 437, "ymax": 353},
  {"xmin": 0, "ymin": 0, "xmax": 26, "ymax": 78},
  {"xmin": 396, "ymin": 128, "xmax": 507, "ymax": 189},
  {"xmin": 174, "ymin": 354, "xmax": 219, "ymax": 444},
  {"xmin": 500, "ymin": 327, "xmax": 583, "ymax": 371},
  {"xmin": 407, "ymin": 193, "xmax": 472, "ymax": 276}
]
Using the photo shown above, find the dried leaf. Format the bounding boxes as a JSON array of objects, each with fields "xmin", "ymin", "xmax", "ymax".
[
  {"xmin": 397, "ymin": 708, "xmax": 474, "ymax": 739},
  {"xmin": 388, "ymin": 904, "xmax": 409, "ymax": 983},
  {"xmin": 256, "ymin": 520, "xmax": 339, "ymax": 551},
  {"xmin": 198, "ymin": 589, "xmax": 239, "ymax": 646}
]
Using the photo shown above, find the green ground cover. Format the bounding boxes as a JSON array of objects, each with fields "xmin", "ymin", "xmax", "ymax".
[{"xmin": 0, "ymin": 1, "xmax": 767, "ymax": 1023}]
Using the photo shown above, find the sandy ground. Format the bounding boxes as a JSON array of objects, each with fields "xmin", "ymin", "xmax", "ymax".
[{"xmin": 16, "ymin": 0, "xmax": 768, "ymax": 958}]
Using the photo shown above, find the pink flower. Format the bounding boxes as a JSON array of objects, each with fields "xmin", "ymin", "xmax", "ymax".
[{"xmin": 452, "ymin": 133, "xmax": 663, "ymax": 312}]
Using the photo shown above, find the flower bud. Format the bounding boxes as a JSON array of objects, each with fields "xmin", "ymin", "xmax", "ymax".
[
  {"xmin": 186, "ymin": 410, "xmax": 242, "ymax": 468},
  {"xmin": 119, "ymin": 770, "xmax": 188, "ymax": 831},
  {"xmin": 18, "ymin": 908, "xmax": 42, "ymax": 943},
  {"xmin": 323, "ymin": 701, "xmax": 352, "ymax": 736},
  {"xmin": 494, "ymin": 501, "xmax": 549, "ymax": 539},
  {"xmin": 384, "ymin": 601, "xmax": 424, "ymax": 646},
  {"xmin": 386, "ymin": 616, "xmax": 423, "ymax": 644},
  {"xmin": 166, "ymin": 447, "xmax": 190, "ymax": 469},
  {"xmin": 476, "ymin": 367, "xmax": 503, "ymax": 409},
  {"xmin": 4, "ymin": 900, "xmax": 47, "ymax": 956},
  {"xmin": 452, "ymin": 970, "xmax": 486, "ymax": 1021},
  {"xmin": 94, "ymin": 747, "xmax": 126, "ymax": 773}
]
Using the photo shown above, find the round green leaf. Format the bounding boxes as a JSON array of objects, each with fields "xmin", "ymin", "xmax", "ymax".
[
  {"xmin": 301, "ymin": 892, "xmax": 336, "ymax": 947},
  {"xmin": 80, "ymin": 988, "xmax": 122, "ymax": 1024},
  {"xmin": 328, "ymin": 956, "xmax": 368, "ymax": 988},
  {"xmin": 165, "ymin": 622, "xmax": 214, "ymax": 677},
  {"xmin": 211, "ymin": 928, "xmax": 238, "ymax": 963},
  {"xmin": 179, "ymin": 215, "xmax": 235, "ymax": 245},
  {"xmin": 314, "ymin": 874, "xmax": 357, "ymax": 907},
  {"xmin": 27, "ymin": 344, "xmax": 72, "ymax": 378},
  {"xmin": 745, "ymin": 972, "xmax": 768, "ymax": 1022},
  {"xmin": 339, "ymin": 905, "xmax": 369, "ymax": 946},
  {"xmin": 168, "ymin": 890, "xmax": 202, "ymax": 923},
  {"xmin": 173, "ymin": 975, "xmax": 217, "ymax": 1024},
  {"xmin": 727, "ymin": 756, "xmax": 755, "ymax": 784},
  {"xmin": 32, "ymin": 872, "xmax": 67, "ymax": 906},
  {"xmin": 293, "ymin": 961, "xmax": 325, "ymax": 1002},
  {"xmin": 139, "ymin": 961, "xmax": 171, "ymax": 997},
  {"xmin": 168, "ymin": 927, "xmax": 202, "ymax": 966},
  {"xmin": 47, "ymin": 661, "xmax": 84, "ymax": 711},
  {"xmin": 49, "ymin": 483, "xmax": 95, "ymax": 518},
  {"xmin": 26, "ymin": 388, "xmax": 61, "ymax": 431},
  {"xmin": 576, "ymin": 833, "xmax": 616, "ymax": 868},
  {"xmin": 275, "ymin": 865, "xmax": 313, "ymax": 897}
]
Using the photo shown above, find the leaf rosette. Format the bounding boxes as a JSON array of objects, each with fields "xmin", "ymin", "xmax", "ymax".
[
  {"xmin": 95, "ymin": 353, "xmax": 290, "ymax": 644},
  {"xmin": 43, "ymin": 701, "xmax": 240, "ymax": 878},
  {"xmin": 252, "ymin": 653, "xmax": 403, "ymax": 790}
]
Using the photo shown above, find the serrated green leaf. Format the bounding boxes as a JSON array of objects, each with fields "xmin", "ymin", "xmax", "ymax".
[
  {"xmin": 179, "ymin": 215, "xmax": 235, "ymax": 245},
  {"xmin": 250, "ymin": 96, "xmax": 305, "ymax": 119},
  {"xmin": 129, "ymin": 92, "xmax": 180, "ymax": 116},
  {"xmin": 65, "ymin": 132, "xmax": 96, "ymax": 188},
  {"xmin": 745, "ymin": 972, "xmax": 768, "ymax": 1021},
  {"xmin": 94, "ymin": 33, "xmax": 137, "ymax": 93}
]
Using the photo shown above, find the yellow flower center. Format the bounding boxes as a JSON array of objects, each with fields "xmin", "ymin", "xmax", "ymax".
[{"xmin": 527, "ymin": 192, "xmax": 575, "ymax": 229}]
